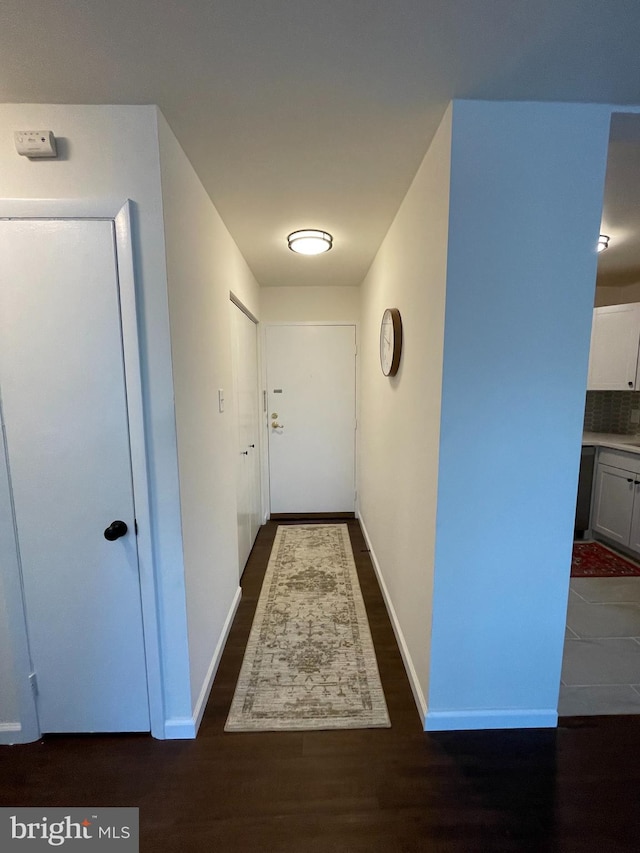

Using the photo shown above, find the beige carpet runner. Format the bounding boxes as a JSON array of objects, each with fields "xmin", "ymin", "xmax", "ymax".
[{"xmin": 225, "ymin": 524, "xmax": 390, "ymax": 732}]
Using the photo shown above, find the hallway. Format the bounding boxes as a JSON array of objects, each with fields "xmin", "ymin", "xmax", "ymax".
[{"xmin": 2, "ymin": 520, "xmax": 640, "ymax": 851}]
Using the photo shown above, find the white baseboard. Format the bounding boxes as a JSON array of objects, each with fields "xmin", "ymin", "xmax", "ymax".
[
  {"xmin": 163, "ymin": 585, "xmax": 242, "ymax": 740},
  {"xmin": 192, "ymin": 585, "xmax": 242, "ymax": 735},
  {"xmin": 425, "ymin": 708, "xmax": 558, "ymax": 731},
  {"xmin": 0, "ymin": 722, "xmax": 23, "ymax": 745},
  {"xmin": 163, "ymin": 717, "xmax": 197, "ymax": 739},
  {"xmin": 358, "ymin": 512, "xmax": 427, "ymax": 725}
]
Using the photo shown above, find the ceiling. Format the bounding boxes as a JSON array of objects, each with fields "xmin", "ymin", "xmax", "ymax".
[{"xmin": 1, "ymin": 1, "xmax": 640, "ymax": 288}]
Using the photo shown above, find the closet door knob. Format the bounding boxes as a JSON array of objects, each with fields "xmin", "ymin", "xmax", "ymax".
[{"xmin": 104, "ymin": 520, "xmax": 128, "ymax": 541}]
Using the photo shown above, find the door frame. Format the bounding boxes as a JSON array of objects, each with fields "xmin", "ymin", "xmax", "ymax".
[
  {"xmin": 262, "ymin": 321, "xmax": 359, "ymax": 518},
  {"xmin": 0, "ymin": 199, "xmax": 164, "ymax": 742}
]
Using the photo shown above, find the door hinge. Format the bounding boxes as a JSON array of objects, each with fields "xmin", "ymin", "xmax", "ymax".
[
  {"xmin": 134, "ymin": 518, "xmax": 139, "ymax": 535},
  {"xmin": 29, "ymin": 672, "xmax": 38, "ymax": 697}
]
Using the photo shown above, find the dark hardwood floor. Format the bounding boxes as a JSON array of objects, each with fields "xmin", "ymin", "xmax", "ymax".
[{"xmin": 2, "ymin": 518, "xmax": 640, "ymax": 851}]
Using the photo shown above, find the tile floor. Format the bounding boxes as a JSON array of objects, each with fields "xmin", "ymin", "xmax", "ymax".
[{"xmin": 560, "ymin": 574, "xmax": 640, "ymax": 715}]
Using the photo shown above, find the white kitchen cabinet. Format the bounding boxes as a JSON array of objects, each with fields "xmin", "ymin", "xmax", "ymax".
[
  {"xmin": 587, "ymin": 303, "xmax": 640, "ymax": 391},
  {"xmin": 592, "ymin": 463, "xmax": 636, "ymax": 545},
  {"xmin": 592, "ymin": 448, "xmax": 640, "ymax": 552}
]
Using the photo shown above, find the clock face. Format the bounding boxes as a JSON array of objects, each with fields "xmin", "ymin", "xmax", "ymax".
[{"xmin": 380, "ymin": 308, "xmax": 402, "ymax": 376}]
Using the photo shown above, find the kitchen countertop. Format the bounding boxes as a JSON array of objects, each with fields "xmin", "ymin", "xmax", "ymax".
[{"xmin": 583, "ymin": 432, "xmax": 640, "ymax": 455}]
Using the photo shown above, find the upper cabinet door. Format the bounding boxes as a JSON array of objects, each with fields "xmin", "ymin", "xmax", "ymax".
[{"xmin": 587, "ymin": 303, "xmax": 640, "ymax": 391}]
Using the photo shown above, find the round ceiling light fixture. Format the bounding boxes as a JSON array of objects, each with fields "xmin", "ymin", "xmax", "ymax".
[
  {"xmin": 287, "ymin": 229, "xmax": 333, "ymax": 255},
  {"xmin": 597, "ymin": 234, "xmax": 610, "ymax": 253}
]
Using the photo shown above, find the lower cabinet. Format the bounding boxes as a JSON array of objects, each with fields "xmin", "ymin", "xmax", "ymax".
[{"xmin": 592, "ymin": 449, "xmax": 640, "ymax": 552}]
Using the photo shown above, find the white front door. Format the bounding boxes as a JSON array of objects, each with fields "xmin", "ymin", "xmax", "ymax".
[
  {"xmin": 231, "ymin": 301, "xmax": 262, "ymax": 574},
  {"xmin": 266, "ymin": 324, "xmax": 356, "ymax": 514},
  {"xmin": 0, "ymin": 219, "xmax": 150, "ymax": 733}
]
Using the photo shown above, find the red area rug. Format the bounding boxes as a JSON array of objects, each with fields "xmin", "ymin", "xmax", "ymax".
[{"xmin": 572, "ymin": 542, "xmax": 640, "ymax": 578}]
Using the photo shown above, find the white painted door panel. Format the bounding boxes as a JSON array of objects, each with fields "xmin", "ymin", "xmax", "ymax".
[
  {"xmin": 591, "ymin": 463, "xmax": 634, "ymax": 545},
  {"xmin": 231, "ymin": 304, "xmax": 251, "ymax": 573},
  {"xmin": 231, "ymin": 303, "xmax": 261, "ymax": 573},
  {"xmin": 243, "ymin": 315, "xmax": 262, "ymax": 544},
  {"xmin": 0, "ymin": 219, "xmax": 149, "ymax": 733},
  {"xmin": 629, "ymin": 482, "xmax": 640, "ymax": 554},
  {"xmin": 266, "ymin": 325, "xmax": 355, "ymax": 514}
]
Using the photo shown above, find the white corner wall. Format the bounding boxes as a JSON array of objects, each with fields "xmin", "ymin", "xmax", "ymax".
[
  {"xmin": 357, "ymin": 106, "xmax": 453, "ymax": 720},
  {"xmin": 260, "ymin": 286, "xmax": 360, "ymax": 322},
  {"xmin": 427, "ymin": 101, "xmax": 615, "ymax": 731},
  {"xmin": 157, "ymin": 112, "xmax": 260, "ymax": 734},
  {"xmin": 0, "ymin": 104, "xmax": 191, "ymax": 739}
]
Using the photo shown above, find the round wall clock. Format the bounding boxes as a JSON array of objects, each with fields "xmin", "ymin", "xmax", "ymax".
[{"xmin": 379, "ymin": 308, "xmax": 402, "ymax": 376}]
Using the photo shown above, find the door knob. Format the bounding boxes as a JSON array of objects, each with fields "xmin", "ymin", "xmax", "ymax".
[
  {"xmin": 104, "ymin": 520, "xmax": 128, "ymax": 541},
  {"xmin": 241, "ymin": 450, "xmax": 249, "ymax": 456},
  {"xmin": 271, "ymin": 422, "xmax": 283, "ymax": 429},
  {"xmin": 249, "ymin": 444, "xmax": 255, "ymax": 448}
]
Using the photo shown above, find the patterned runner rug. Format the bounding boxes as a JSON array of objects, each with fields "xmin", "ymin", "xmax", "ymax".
[{"xmin": 225, "ymin": 524, "xmax": 390, "ymax": 732}]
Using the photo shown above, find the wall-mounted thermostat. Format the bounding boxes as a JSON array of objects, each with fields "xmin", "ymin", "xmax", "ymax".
[{"xmin": 14, "ymin": 130, "xmax": 57, "ymax": 159}]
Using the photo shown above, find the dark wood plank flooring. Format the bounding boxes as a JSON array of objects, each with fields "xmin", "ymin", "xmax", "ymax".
[{"xmin": 2, "ymin": 518, "xmax": 640, "ymax": 851}]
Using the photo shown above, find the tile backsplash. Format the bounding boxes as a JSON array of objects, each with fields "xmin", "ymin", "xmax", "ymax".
[{"xmin": 584, "ymin": 391, "xmax": 640, "ymax": 435}]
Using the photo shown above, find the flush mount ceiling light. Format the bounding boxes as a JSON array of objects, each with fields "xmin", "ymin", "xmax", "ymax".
[
  {"xmin": 597, "ymin": 234, "xmax": 610, "ymax": 253},
  {"xmin": 287, "ymin": 229, "xmax": 333, "ymax": 255}
]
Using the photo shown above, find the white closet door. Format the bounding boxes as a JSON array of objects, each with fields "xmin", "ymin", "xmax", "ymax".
[
  {"xmin": 231, "ymin": 302, "xmax": 261, "ymax": 574},
  {"xmin": 0, "ymin": 219, "xmax": 149, "ymax": 733}
]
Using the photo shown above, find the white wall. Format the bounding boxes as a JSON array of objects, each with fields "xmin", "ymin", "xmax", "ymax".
[
  {"xmin": 260, "ymin": 286, "xmax": 360, "ymax": 322},
  {"xmin": 0, "ymin": 104, "xmax": 191, "ymax": 738},
  {"xmin": 157, "ymin": 112, "xmax": 260, "ymax": 727},
  {"xmin": 427, "ymin": 101, "xmax": 613, "ymax": 731},
  {"xmin": 357, "ymin": 106, "xmax": 452, "ymax": 718}
]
